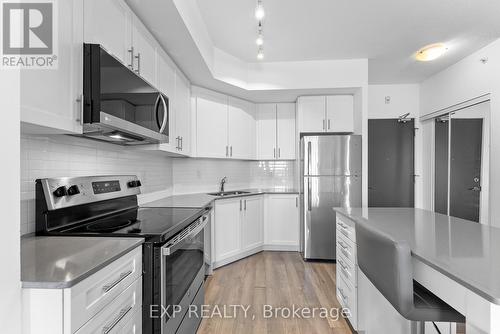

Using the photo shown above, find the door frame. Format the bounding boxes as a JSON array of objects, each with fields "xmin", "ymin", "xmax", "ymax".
[{"xmin": 425, "ymin": 97, "xmax": 491, "ymax": 224}]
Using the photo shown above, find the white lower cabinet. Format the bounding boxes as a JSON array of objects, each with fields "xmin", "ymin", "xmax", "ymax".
[
  {"xmin": 264, "ymin": 194, "xmax": 300, "ymax": 250},
  {"xmin": 22, "ymin": 246, "xmax": 143, "ymax": 334},
  {"xmin": 213, "ymin": 194, "xmax": 299, "ymax": 268},
  {"xmin": 336, "ymin": 214, "xmax": 358, "ymax": 330}
]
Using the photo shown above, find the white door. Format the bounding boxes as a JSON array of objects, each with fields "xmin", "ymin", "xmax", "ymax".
[
  {"xmin": 265, "ymin": 195, "xmax": 300, "ymax": 248},
  {"xmin": 21, "ymin": 0, "xmax": 83, "ymax": 134},
  {"xmin": 131, "ymin": 15, "xmax": 157, "ymax": 86},
  {"xmin": 196, "ymin": 96, "xmax": 228, "ymax": 158},
  {"xmin": 241, "ymin": 196, "xmax": 263, "ymax": 252},
  {"xmin": 228, "ymin": 98, "xmax": 256, "ymax": 159},
  {"xmin": 175, "ymin": 72, "xmax": 191, "ymax": 154},
  {"xmin": 326, "ymin": 95, "xmax": 354, "ymax": 133},
  {"xmin": 256, "ymin": 104, "xmax": 277, "ymax": 160},
  {"xmin": 214, "ymin": 199, "xmax": 242, "ymax": 263},
  {"xmin": 84, "ymin": 0, "xmax": 132, "ymax": 66},
  {"xmin": 276, "ymin": 103, "xmax": 296, "ymax": 160},
  {"xmin": 297, "ymin": 96, "xmax": 326, "ymax": 133}
]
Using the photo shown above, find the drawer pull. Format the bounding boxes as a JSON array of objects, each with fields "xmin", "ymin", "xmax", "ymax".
[
  {"xmin": 341, "ymin": 248, "xmax": 350, "ymax": 258},
  {"xmin": 102, "ymin": 305, "xmax": 133, "ymax": 334},
  {"xmin": 102, "ymin": 270, "xmax": 133, "ymax": 293},
  {"xmin": 340, "ymin": 229, "xmax": 350, "ymax": 238},
  {"xmin": 338, "ymin": 241, "xmax": 348, "ymax": 249},
  {"xmin": 338, "ymin": 259, "xmax": 348, "ymax": 271},
  {"xmin": 339, "ymin": 288, "xmax": 348, "ymax": 302}
]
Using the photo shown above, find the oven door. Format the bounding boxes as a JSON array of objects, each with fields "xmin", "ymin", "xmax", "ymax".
[{"xmin": 160, "ymin": 215, "xmax": 207, "ymax": 334}]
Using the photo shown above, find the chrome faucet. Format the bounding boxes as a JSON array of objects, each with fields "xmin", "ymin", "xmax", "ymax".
[{"xmin": 220, "ymin": 176, "xmax": 227, "ymax": 192}]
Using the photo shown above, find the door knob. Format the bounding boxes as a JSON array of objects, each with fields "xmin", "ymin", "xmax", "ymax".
[{"xmin": 469, "ymin": 186, "xmax": 481, "ymax": 192}]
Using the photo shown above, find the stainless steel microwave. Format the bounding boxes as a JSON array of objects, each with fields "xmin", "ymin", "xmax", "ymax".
[{"xmin": 82, "ymin": 44, "xmax": 169, "ymax": 145}]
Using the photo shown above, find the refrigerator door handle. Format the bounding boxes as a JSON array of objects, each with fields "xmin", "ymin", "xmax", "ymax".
[
  {"xmin": 307, "ymin": 179, "xmax": 312, "ymax": 211},
  {"xmin": 307, "ymin": 141, "xmax": 312, "ymax": 175}
]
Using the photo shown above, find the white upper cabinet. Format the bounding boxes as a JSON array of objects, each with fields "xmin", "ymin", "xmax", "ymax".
[
  {"xmin": 195, "ymin": 92, "xmax": 228, "ymax": 158},
  {"xmin": 156, "ymin": 49, "xmax": 175, "ymax": 99},
  {"xmin": 174, "ymin": 72, "xmax": 191, "ymax": 154},
  {"xmin": 84, "ymin": 0, "xmax": 132, "ymax": 66},
  {"xmin": 228, "ymin": 97, "xmax": 256, "ymax": 160},
  {"xmin": 297, "ymin": 96, "xmax": 326, "ymax": 133},
  {"xmin": 21, "ymin": 0, "xmax": 84, "ymax": 134},
  {"xmin": 131, "ymin": 15, "xmax": 157, "ymax": 86},
  {"xmin": 276, "ymin": 103, "xmax": 296, "ymax": 159},
  {"xmin": 326, "ymin": 95, "xmax": 354, "ymax": 133},
  {"xmin": 256, "ymin": 103, "xmax": 296, "ymax": 160},
  {"xmin": 297, "ymin": 95, "xmax": 354, "ymax": 134},
  {"xmin": 256, "ymin": 104, "xmax": 277, "ymax": 159}
]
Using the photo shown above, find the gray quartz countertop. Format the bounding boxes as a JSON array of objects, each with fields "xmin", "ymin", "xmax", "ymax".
[
  {"xmin": 144, "ymin": 188, "xmax": 299, "ymax": 208},
  {"xmin": 22, "ymin": 236, "xmax": 144, "ymax": 289},
  {"xmin": 335, "ymin": 207, "xmax": 500, "ymax": 305}
]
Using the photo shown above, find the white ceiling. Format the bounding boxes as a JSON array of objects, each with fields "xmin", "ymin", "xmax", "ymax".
[{"xmin": 196, "ymin": 0, "xmax": 500, "ymax": 84}]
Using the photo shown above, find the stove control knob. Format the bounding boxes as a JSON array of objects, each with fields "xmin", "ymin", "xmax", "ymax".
[
  {"xmin": 67, "ymin": 185, "xmax": 80, "ymax": 196},
  {"xmin": 127, "ymin": 180, "xmax": 142, "ymax": 188},
  {"xmin": 53, "ymin": 186, "xmax": 68, "ymax": 197}
]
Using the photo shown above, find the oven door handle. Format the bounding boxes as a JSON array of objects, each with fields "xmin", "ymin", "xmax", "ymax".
[{"xmin": 161, "ymin": 215, "xmax": 208, "ymax": 256}]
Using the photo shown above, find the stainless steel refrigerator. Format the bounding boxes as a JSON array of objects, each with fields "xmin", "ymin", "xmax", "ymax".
[{"xmin": 300, "ymin": 135, "xmax": 362, "ymax": 260}]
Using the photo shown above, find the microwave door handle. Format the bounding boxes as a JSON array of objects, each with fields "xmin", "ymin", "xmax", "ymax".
[
  {"xmin": 159, "ymin": 94, "xmax": 168, "ymax": 134},
  {"xmin": 162, "ymin": 216, "xmax": 208, "ymax": 256},
  {"xmin": 154, "ymin": 94, "xmax": 162, "ymax": 129}
]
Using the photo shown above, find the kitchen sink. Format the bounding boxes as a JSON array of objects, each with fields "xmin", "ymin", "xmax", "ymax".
[{"xmin": 207, "ymin": 191, "xmax": 251, "ymax": 197}]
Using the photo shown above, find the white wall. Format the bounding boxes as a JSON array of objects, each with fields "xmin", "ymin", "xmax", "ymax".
[
  {"xmin": 368, "ymin": 84, "xmax": 423, "ymax": 209},
  {"xmin": 420, "ymin": 38, "xmax": 500, "ymax": 226},
  {"xmin": 1, "ymin": 71, "xmax": 21, "ymax": 332}
]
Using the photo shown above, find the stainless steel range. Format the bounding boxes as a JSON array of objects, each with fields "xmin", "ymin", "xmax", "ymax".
[{"xmin": 35, "ymin": 175, "xmax": 211, "ymax": 334}]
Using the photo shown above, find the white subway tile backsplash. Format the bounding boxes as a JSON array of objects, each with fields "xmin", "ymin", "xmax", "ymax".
[{"xmin": 20, "ymin": 134, "xmax": 296, "ymax": 235}]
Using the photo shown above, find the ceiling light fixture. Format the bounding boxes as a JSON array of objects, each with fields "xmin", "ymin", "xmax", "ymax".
[
  {"xmin": 416, "ymin": 43, "xmax": 447, "ymax": 61},
  {"xmin": 257, "ymin": 47, "xmax": 264, "ymax": 60},
  {"xmin": 255, "ymin": 0, "xmax": 265, "ymax": 20}
]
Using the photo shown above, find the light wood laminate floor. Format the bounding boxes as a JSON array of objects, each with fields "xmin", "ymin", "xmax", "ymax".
[{"xmin": 198, "ymin": 251, "xmax": 353, "ymax": 334}]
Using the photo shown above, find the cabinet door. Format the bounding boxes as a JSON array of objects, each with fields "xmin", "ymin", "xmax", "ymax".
[
  {"xmin": 276, "ymin": 103, "xmax": 296, "ymax": 160},
  {"xmin": 228, "ymin": 98, "xmax": 256, "ymax": 159},
  {"xmin": 157, "ymin": 50, "xmax": 175, "ymax": 99},
  {"xmin": 21, "ymin": 0, "xmax": 83, "ymax": 134},
  {"xmin": 214, "ymin": 199, "xmax": 242, "ymax": 262},
  {"xmin": 196, "ymin": 95, "xmax": 228, "ymax": 158},
  {"xmin": 256, "ymin": 104, "xmax": 277, "ymax": 160},
  {"xmin": 265, "ymin": 195, "xmax": 300, "ymax": 248},
  {"xmin": 175, "ymin": 72, "xmax": 191, "ymax": 154},
  {"xmin": 131, "ymin": 15, "xmax": 157, "ymax": 86},
  {"xmin": 241, "ymin": 196, "xmax": 264, "ymax": 252},
  {"xmin": 297, "ymin": 96, "xmax": 326, "ymax": 133},
  {"xmin": 84, "ymin": 0, "xmax": 132, "ymax": 66},
  {"xmin": 326, "ymin": 95, "xmax": 354, "ymax": 133}
]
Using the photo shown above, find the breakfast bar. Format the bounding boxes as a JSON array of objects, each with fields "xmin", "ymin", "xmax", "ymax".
[{"xmin": 335, "ymin": 207, "xmax": 500, "ymax": 334}]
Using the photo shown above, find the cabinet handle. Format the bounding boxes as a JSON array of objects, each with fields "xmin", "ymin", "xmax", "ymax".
[
  {"xmin": 102, "ymin": 305, "xmax": 133, "ymax": 334},
  {"xmin": 278, "ymin": 148, "xmax": 281, "ymax": 159},
  {"xmin": 338, "ymin": 241, "xmax": 348, "ymax": 250},
  {"xmin": 296, "ymin": 197, "xmax": 298, "ymax": 207},
  {"xmin": 240, "ymin": 200, "xmax": 242, "ymax": 211},
  {"xmin": 102, "ymin": 270, "xmax": 133, "ymax": 293},
  {"xmin": 180, "ymin": 137, "xmax": 183, "ymax": 150},
  {"xmin": 175, "ymin": 136, "xmax": 179, "ymax": 150},
  {"xmin": 134, "ymin": 53, "xmax": 141, "ymax": 74},
  {"xmin": 230, "ymin": 146, "xmax": 233, "ymax": 157},
  {"xmin": 128, "ymin": 47, "xmax": 134, "ymax": 69},
  {"xmin": 328, "ymin": 119, "xmax": 331, "ymax": 130},
  {"xmin": 323, "ymin": 119, "xmax": 326, "ymax": 130},
  {"xmin": 273, "ymin": 148, "xmax": 276, "ymax": 158},
  {"xmin": 244, "ymin": 200, "xmax": 247, "ymax": 210},
  {"xmin": 76, "ymin": 93, "xmax": 84, "ymax": 125},
  {"xmin": 226, "ymin": 146, "xmax": 228, "ymax": 157}
]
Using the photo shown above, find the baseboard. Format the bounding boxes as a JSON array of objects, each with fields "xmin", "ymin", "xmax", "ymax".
[
  {"xmin": 213, "ymin": 244, "xmax": 300, "ymax": 269},
  {"xmin": 263, "ymin": 244, "xmax": 300, "ymax": 252}
]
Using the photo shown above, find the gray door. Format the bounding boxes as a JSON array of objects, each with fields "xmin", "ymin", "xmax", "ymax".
[
  {"xmin": 368, "ymin": 119, "xmax": 415, "ymax": 207},
  {"xmin": 450, "ymin": 118, "xmax": 483, "ymax": 222},
  {"xmin": 303, "ymin": 175, "xmax": 361, "ymax": 260},
  {"xmin": 303, "ymin": 135, "xmax": 362, "ymax": 176}
]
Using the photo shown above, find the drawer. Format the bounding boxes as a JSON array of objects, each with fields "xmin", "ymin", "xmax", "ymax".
[
  {"xmin": 337, "ymin": 275, "xmax": 358, "ymax": 329},
  {"xmin": 337, "ymin": 215, "xmax": 356, "ymax": 243},
  {"xmin": 337, "ymin": 232, "xmax": 356, "ymax": 265},
  {"xmin": 75, "ymin": 276, "xmax": 142, "ymax": 334},
  {"xmin": 337, "ymin": 251, "xmax": 357, "ymax": 286},
  {"xmin": 176, "ymin": 283, "xmax": 205, "ymax": 334},
  {"xmin": 67, "ymin": 246, "xmax": 142, "ymax": 333}
]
